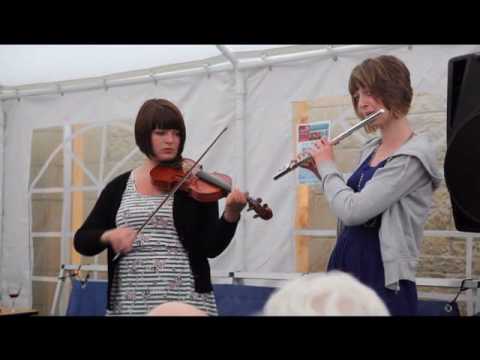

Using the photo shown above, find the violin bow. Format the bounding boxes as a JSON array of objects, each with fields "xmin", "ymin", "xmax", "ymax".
[{"xmin": 113, "ymin": 126, "xmax": 229, "ymax": 261}]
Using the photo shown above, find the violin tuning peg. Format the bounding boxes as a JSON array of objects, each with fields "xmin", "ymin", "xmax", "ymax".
[
  {"xmin": 246, "ymin": 207, "xmax": 253, "ymax": 212},
  {"xmin": 253, "ymin": 214, "xmax": 259, "ymax": 219},
  {"xmin": 256, "ymin": 198, "xmax": 262, "ymax": 203}
]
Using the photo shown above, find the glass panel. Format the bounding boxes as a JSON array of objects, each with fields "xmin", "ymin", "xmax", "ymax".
[
  {"xmin": 31, "ymin": 193, "xmax": 63, "ymax": 232},
  {"xmin": 103, "ymin": 123, "xmax": 141, "ymax": 178},
  {"xmin": 33, "ymin": 237, "xmax": 61, "ymax": 277},
  {"xmin": 32, "ymin": 280, "xmax": 56, "ymax": 316},
  {"xmin": 473, "ymin": 241, "xmax": 480, "ymax": 278},
  {"xmin": 70, "ymin": 191, "xmax": 99, "ymax": 233},
  {"xmin": 30, "ymin": 148, "xmax": 64, "ymax": 189},
  {"xmin": 80, "ymin": 256, "xmax": 95, "ymax": 265},
  {"xmin": 70, "ymin": 190, "xmax": 98, "ymax": 263},
  {"xmin": 30, "ymin": 126, "xmax": 63, "ymax": 188},
  {"xmin": 66, "ymin": 237, "xmax": 74, "ymax": 264},
  {"xmin": 105, "ymin": 150, "xmax": 144, "ymax": 182},
  {"xmin": 71, "ymin": 124, "xmax": 102, "ymax": 185},
  {"xmin": 97, "ymin": 272, "xmax": 108, "ymax": 280}
]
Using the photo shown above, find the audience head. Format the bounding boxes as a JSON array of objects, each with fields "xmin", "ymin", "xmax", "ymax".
[
  {"xmin": 148, "ymin": 301, "xmax": 208, "ymax": 316},
  {"xmin": 263, "ymin": 271, "xmax": 390, "ymax": 316}
]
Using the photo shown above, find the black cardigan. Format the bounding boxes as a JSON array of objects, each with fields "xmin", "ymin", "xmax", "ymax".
[{"xmin": 73, "ymin": 171, "xmax": 239, "ymax": 310}]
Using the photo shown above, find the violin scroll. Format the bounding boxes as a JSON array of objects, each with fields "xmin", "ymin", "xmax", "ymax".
[{"xmin": 246, "ymin": 197, "xmax": 273, "ymax": 220}]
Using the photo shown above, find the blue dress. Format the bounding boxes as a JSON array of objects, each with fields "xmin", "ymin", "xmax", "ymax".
[{"xmin": 327, "ymin": 153, "xmax": 418, "ymax": 316}]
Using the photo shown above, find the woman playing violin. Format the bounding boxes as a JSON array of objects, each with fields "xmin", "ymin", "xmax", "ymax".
[{"xmin": 74, "ymin": 98, "xmax": 247, "ymax": 316}]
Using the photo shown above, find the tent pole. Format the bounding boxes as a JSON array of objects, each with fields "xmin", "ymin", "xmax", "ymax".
[
  {"xmin": 216, "ymin": 45, "xmax": 247, "ymax": 271},
  {"xmin": 0, "ymin": 105, "xmax": 4, "ymax": 291},
  {"xmin": 235, "ymin": 69, "xmax": 247, "ymax": 272},
  {"xmin": 237, "ymin": 44, "xmax": 407, "ymax": 70},
  {"xmin": 216, "ymin": 45, "xmax": 239, "ymax": 67}
]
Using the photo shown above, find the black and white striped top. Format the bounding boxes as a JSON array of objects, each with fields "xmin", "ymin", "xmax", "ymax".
[{"xmin": 106, "ymin": 172, "xmax": 217, "ymax": 316}]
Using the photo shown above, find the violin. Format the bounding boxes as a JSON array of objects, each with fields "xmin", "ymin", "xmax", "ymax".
[
  {"xmin": 150, "ymin": 158, "xmax": 273, "ymax": 220},
  {"xmin": 112, "ymin": 126, "xmax": 271, "ymax": 262}
]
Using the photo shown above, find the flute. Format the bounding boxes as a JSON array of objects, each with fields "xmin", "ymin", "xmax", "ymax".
[{"xmin": 273, "ymin": 109, "xmax": 384, "ymax": 180}]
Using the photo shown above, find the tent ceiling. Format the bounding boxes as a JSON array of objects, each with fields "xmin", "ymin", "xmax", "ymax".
[
  {"xmin": 0, "ymin": 45, "xmax": 404, "ymax": 100},
  {"xmin": 0, "ymin": 45, "xmax": 297, "ymax": 87}
]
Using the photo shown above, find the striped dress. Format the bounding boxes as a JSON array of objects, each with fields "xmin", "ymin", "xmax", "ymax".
[{"xmin": 106, "ymin": 172, "xmax": 218, "ymax": 316}]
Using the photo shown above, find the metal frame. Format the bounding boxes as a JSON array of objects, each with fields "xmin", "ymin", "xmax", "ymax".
[
  {"xmin": 295, "ymin": 229, "xmax": 480, "ymax": 314},
  {"xmin": 215, "ymin": 45, "xmax": 249, "ymax": 271},
  {"xmin": 0, "ymin": 45, "xmax": 407, "ymax": 102},
  {"xmin": 0, "ymin": 105, "xmax": 5, "ymax": 284},
  {"xmin": 226, "ymin": 273, "xmax": 480, "ymax": 315},
  {"xmin": 50, "ymin": 264, "xmax": 107, "ymax": 315},
  {"xmin": 50, "ymin": 264, "xmax": 480, "ymax": 316},
  {"xmin": 416, "ymin": 278, "xmax": 480, "ymax": 315}
]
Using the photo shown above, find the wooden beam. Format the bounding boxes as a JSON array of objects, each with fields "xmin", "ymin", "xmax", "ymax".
[
  {"xmin": 70, "ymin": 124, "xmax": 85, "ymax": 265},
  {"xmin": 292, "ymin": 102, "xmax": 311, "ymax": 272}
]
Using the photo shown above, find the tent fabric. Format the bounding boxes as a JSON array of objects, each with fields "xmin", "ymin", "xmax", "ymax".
[
  {"xmin": 2, "ymin": 45, "xmax": 480, "ymax": 309},
  {"xmin": 0, "ymin": 45, "xmax": 296, "ymax": 87}
]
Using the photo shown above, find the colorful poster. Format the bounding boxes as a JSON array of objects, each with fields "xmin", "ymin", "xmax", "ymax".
[{"xmin": 297, "ymin": 121, "xmax": 331, "ymax": 185}]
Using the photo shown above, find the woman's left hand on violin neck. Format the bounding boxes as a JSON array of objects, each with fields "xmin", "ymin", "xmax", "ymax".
[{"xmin": 223, "ymin": 188, "xmax": 248, "ymax": 223}]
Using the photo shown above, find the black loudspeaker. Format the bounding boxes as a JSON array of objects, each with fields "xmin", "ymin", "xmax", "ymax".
[{"xmin": 444, "ymin": 52, "xmax": 480, "ymax": 232}]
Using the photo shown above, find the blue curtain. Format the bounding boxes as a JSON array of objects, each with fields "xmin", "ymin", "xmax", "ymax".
[
  {"xmin": 66, "ymin": 279, "xmax": 107, "ymax": 316},
  {"xmin": 65, "ymin": 279, "xmax": 460, "ymax": 316}
]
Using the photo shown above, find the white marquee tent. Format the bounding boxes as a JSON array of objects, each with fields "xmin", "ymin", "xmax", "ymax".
[{"xmin": 1, "ymin": 44, "xmax": 479, "ymax": 314}]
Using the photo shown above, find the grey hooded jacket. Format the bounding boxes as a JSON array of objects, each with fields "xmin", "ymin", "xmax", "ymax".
[{"xmin": 317, "ymin": 134, "xmax": 442, "ymax": 290}]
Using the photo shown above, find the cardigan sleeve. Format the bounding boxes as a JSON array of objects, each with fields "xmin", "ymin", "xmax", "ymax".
[
  {"xmin": 73, "ymin": 172, "xmax": 129, "ymax": 256},
  {"xmin": 317, "ymin": 156, "xmax": 431, "ymax": 226},
  {"xmin": 197, "ymin": 200, "xmax": 239, "ymax": 258}
]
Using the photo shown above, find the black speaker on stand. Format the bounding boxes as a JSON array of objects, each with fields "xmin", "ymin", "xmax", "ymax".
[{"xmin": 444, "ymin": 52, "xmax": 480, "ymax": 232}]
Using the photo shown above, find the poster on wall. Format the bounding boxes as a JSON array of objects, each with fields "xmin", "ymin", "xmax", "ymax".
[{"xmin": 297, "ymin": 121, "xmax": 331, "ymax": 185}]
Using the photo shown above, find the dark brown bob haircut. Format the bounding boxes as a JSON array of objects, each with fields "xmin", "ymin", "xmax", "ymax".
[
  {"xmin": 348, "ymin": 55, "xmax": 413, "ymax": 129},
  {"xmin": 135, "ymin": 98, "xmax": 186, "ymax": 163}
]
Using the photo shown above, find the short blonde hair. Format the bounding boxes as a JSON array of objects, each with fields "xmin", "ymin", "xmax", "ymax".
[{"xmin": 263, "ymin": 272, "xmax": 389, "ymax": 316}]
